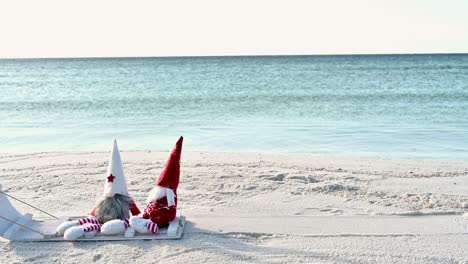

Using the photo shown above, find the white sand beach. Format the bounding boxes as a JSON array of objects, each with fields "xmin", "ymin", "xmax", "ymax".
[{"xmin": 1, "ymin": 151, "xmax": 467, "ymax": 263}]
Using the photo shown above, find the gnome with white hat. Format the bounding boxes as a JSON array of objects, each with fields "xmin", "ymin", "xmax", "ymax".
[
  {"xmin": 130, "ymin": 136, "xmax": 183, "ymax": 234},
  {"xmin": 56, "ymin": 140, "xmax": 141, "ymax": 240}
]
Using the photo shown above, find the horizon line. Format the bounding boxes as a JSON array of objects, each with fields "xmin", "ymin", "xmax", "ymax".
[{"xmin": 1, "ymin": 52, "xmax": 468, "ymax": 60}]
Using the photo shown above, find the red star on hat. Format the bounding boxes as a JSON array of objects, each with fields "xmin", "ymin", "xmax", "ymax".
[{"xmin": 107, "ymin": 174, "xmax": 115, "ymax": 183}]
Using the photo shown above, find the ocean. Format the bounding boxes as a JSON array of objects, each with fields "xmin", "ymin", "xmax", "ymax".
[{"xmin": 0, "ymin": 54, "xmax": 467, "ymax": 160}]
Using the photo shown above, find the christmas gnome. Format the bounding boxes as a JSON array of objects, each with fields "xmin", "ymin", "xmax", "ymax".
[
  {"xmin": 130, "ymin": 136, "xmax": 183, "ymax": 234},
  {"xmin": 56, "ymin": 140, "xmax": 141, "ymax": 240}
]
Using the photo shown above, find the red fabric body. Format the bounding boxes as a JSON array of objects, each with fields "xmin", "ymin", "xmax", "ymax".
[
  {"xmin": 129, "ymin": 200, "xmax": 141, "ymax": 216},
  {"xmin": 142, "ymin": 196, "xmax": 177, "ymax": 228}
]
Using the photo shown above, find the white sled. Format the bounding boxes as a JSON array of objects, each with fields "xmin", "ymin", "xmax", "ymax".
[{"xmin": 0, "ymin": 184, "xmax": 186, "ymax": 242}]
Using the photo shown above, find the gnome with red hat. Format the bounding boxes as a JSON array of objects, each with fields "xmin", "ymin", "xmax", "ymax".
[
  {"xmin": 56, "ymin": 140, "xmax": 141, "ymax": 240},
  {"xmin": 130, "ymin": 136, "xmax": 183, "ymax": 234}
]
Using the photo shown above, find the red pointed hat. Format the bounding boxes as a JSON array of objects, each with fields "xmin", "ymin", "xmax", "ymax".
[{"xmin": 156, "ymin": 136, "xmax": 183, "ymax": 192}]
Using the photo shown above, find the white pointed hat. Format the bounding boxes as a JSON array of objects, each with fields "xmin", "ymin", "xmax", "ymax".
[{"xmin": 103, "ymin": 140, "xmax": 129, "ymax": 197}]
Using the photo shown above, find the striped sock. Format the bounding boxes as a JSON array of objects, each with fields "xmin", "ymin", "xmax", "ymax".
[
  {"xmin": 83, "ymin": 223, "xmax": 102, "ymax": 232},
  {"xmin": 146, "ymin": 221, "xmax": 159, "ymax": 233},
  {"xmin": 78, "ymin": 217, "xmax": 101, "ymax": 225},
  {"xmin": 123, "ymin": 219, "xmax": 130, "ymax": 229}
]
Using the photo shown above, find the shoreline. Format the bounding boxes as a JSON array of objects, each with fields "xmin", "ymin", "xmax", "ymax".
[{"xmin": 1, "ymin": 149, "xmax": 467, "ymax": 163}]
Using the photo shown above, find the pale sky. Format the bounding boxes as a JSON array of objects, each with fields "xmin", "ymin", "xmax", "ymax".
[{"xmin": 0, "ymin": 0, "xmax": 467, "ymax": 58}]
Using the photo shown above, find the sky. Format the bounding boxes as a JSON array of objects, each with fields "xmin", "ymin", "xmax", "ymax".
[{"xmin": 0, "ymin": 0, "xmax": 467, "ymax": 58}]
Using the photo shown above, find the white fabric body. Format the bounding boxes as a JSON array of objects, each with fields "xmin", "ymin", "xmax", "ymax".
[
  {"xmin": 103, "ymin": 140, "xmax": 129, "ymax": 197},
  {"xmin": 146, "ymin": 186, "xmax": 176, "ymax": 206}
]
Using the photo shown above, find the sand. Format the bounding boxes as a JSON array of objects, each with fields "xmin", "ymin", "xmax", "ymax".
[{"xmin": 1, "ymin": 151, "xmax": 467, "ymax": 263}]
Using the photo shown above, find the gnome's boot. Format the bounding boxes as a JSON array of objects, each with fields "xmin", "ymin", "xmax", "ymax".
[
  {"xmin": 101, "ymin": 219, "xmax": 130, "ymax": 235},
  {"xmin": 64, "ymin": 226, "xmax": 86, "ymax": 240},
  {"xmin": 58, "ymin": 217, "xmax": 101, "ymax": 237},
  {"xmin": 129, "ymin": 216, "xmax": 159, "ymax": 234},
  {"xmin": 64, "ymin": 222, "xmax": 101, "ymax": 240},
  {"xmin": 56, "ymin": 220, "xmax": 79, "ymax": 236}
]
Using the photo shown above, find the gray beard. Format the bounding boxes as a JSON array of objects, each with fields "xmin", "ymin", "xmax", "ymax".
[{"xmin": 94, "ymin": 193, "xmax": 131, "ymax": 223}]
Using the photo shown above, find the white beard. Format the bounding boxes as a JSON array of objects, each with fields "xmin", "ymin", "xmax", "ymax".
[
  {"xmin": 94, "ymin": 193, "xmax": 131, "ymax": 223},
  {"xmin": 146, "ymin": 186, "xmax": 176, "ymax": 206}
]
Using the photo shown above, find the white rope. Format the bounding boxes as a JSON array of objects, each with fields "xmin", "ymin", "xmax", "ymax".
[{"xmin": 0, "ymin": 190, "xmax": 59, "ymax": 219}]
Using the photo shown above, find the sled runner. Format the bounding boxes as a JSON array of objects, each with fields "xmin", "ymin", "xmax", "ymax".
[{"xmin": 0, "ymin": 185, "xmax": 186, "ymax": 242}]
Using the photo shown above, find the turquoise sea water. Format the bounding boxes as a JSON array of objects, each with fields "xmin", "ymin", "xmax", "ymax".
[{"xmin": 0, "ymin": 54, "xmax": 467, "ymax": 160}]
